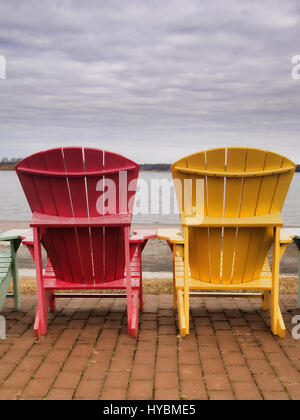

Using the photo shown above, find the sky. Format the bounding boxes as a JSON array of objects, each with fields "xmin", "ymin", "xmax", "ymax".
[{"xmin": 0, "ymin": 0, "xmax": 300, "ymax": 163}]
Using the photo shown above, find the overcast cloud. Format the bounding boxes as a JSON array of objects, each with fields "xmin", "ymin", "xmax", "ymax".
[{"xmin": 0, "ymin": 0, "xmax": 300, "ymax": 162}]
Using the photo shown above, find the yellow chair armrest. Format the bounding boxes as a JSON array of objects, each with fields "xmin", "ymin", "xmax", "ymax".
[{"xmin": 157, "ymin": 229, "xmax": 184, "ymax": 244}]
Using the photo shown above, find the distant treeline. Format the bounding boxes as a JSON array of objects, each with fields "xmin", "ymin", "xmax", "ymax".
[
  {"xmin": 0, "ymin": 159, "xmax": 171, "ymax": 171},
  {"xmin": 0, "ymin": 157, "xmax": 22, "ymax": 170},
  {"xmin": 0, "ymin": 158, "xmax": 299, "ymax": 172}
]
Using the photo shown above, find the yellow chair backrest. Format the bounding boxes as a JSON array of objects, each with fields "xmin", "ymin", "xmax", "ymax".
[{"xmin": 171, "ymin": 147, "xmax": 296, "ymax": 284}]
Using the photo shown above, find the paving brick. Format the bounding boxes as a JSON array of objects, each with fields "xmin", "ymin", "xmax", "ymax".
[
  {"xmin": 22, "ymin": 378, "xmax": 53, "ymax": 398},
  {"xmin": 2, "ymin": 370, "xmax": 32, "ymax": 388},
  {"xmin": 284, "ymin": 383, "xmax": 300, "ymax": 400},
  {"xmin": 202, "ymin": 359, "xmax": 226, "ymax": 374},
  {"xmin": 232, "ymin": 381, "xmax": 262, "ymax": 400},
  {"xmin": 104, "ymin": 371, "xmax": 130, "ymax": 389},
  {"xmin": 209, "ymin": 390, "xmax": 235, "ymax": 400},
  {"xmin": 134, "ymin": 350, "xmax": 155, "ymax": 365},
  {"xmin": 0, "ymin": 388, "xmax": 21, "ymax": 400},
  {"xmin": 34, "ymin": 362, "xmax": 61, "ymax": 379},
  {"xmin": 178, "ymin": 351, "xmax": 200, "ymax": 365},
  {"xmin": 131, "ymin": 364, "xmax": 154, "ymax": 381},
  {"xmin": 263, "ymin": 391, "xmax": 290, "ymax": 400},
  {"xmin": 17, "ymin": 356, "xmax": 43, "ymax": 373},
  {"xmin": 47, "ymin": 389, "xmax": 74, "ymax": 400},
  {"xmin": 180, "ymin": 379, "xmax": 207, "ymax": 400},
  {"xmin": 75, "ymin": 380, "xmax": 102, "ymax": 399},
  {"xmin": 100, "ymin": 388, "xmax": 127, "ymax": 400},
  {"xmin": 198, "ymin": 345, "xmax": 220, "ymax": 360},
  {"xmin": 157, "ymin": 345, "xmax": 177, "ymax": 358},
  {"xmin": 63, "ymin": 356, "xmax": 89, "ymax": 372},
  {"xmin": 155, "ymin": 389, "xmax": 180, "ymax": 400},
  {"xmin": 128, "ymin": 381, "xmax": 153, "ymax": 400},
  {"xmin": 254, "ymin": 374, "xmax": 284, "ymax": 392},
  {"xmin": 205, "ymin": 373, "xmax": 231, "ymax": 391},
  {"xmin": 242, "ymin": 347, "xmax": 265, "ymax": 360},
  {"xmin": 179, "ymin": 364, "xmax": 202, "ymax": 381},
  {"xmin": 83, "ymin": 364, "xmax": 106, "ymax": 381},
  {"xmin": 0, "ymin": 362, "xmax": 17, "ymax": 381},
  {"xmin": 155, "ymin": 372, "xmax": 178, "ymax": 390},
  {"xmin": 247, "ymin": 359, "xmax": 273, "ymax": 374},
  {"xmin": 227, "ymin": 366, "xmax": 252, "ymax": 382},
  {"xmin": 156, "ymin": 357, "xmax": 177, "ymax": 372},
  {"xmin": 138, "ymin": 330, "xmax": 157, "ymax": 341},
  {"xmin": 222, "ymin": 352, "xmax": 246, "ymax": 366},
  {"xmin": 46, "ymin": 349, "xmax": 70, "ymax": 363},
  {"xmin": 53, "ymin": 371, "xmax": 81, "ymax": 389}
]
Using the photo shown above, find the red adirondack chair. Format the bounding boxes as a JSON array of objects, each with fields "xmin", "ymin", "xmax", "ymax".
[{"xmin": 16, "ymin": 147, "xmax": 155, "ymax": 338}]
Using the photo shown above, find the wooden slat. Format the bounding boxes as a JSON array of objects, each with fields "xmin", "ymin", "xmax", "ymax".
[
  {"xmin": 43, "ymin": 148, "xmax": 83, "ymax": 284},
  {"xmin": 64, "ymin": 147, "xmax": 94, "ymax": 284},
  {"xmin": 176, "ymin": 153, "xmax": 209, "ymax": 282},
  {"xmin": 244, "ymin": 152, "xmax": 283, "ymax": 283},
  {"xmin": 206, "ymin": 149, "xmax": 226, "ymax": 284},
  {"xmin": 186, "ymin": 152, "xmax": 206, "ymax": 215},
  {"xmin": 171, "ymin": 158, "xmax": 189, "ymax": 217},
  {"xmin": 270, "ymin": 157, "xmax": 296, "ymax": 212},
  {"xmin": 85, "ymin": 148, "xmax": 105, "ymax": 283},
  {"xmin": 222, "ymin": 148, "xmax": 247, "ymax": 284},
  {"xmin": 15, "ymin": 158, "xmax": 43, "ymax": 214},
  {"xmin": 243, "ymin": 152, "xmax": 288, "ymax": 283},
  {"xmin": 28, "ymin": 150, "xmax": 72, "ymax": 282},
  {"xmin": 232, "ymin": 149, "xmax": 266, "ymax": 284},
  {"xmin": 256, "ymin": 152, "xmax": 283, "ymax": 216}
]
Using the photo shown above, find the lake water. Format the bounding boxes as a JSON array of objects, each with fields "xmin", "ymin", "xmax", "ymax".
[{"xmin": 1, "ymin": 171, "xmax": 300, "ymax": 227}]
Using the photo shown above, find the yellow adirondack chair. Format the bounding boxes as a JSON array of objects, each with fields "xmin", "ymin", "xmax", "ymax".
[{"xmin": 158, "ymin": 147, "xmax": 296, "ymax": 338}]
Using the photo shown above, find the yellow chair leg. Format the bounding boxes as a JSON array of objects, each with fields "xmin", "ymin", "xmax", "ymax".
[
  {"xmin": 270, "ymin": 227, "xmax": 286, "ymax": 337},
  {"xmin": 184, "ymin": 227, "xmax": 190, "ymax": 335},
  {"xmin": 176, "ymin": 289, "xmax": 186, "ymax": 336},
  {"xmin": 172, "ymin": 245, "xmax": 177, "ymax": 310},
  {"xmin": 262, "ymin": 291, "xmax": 270, "ymax": 310},
  {"xmin": 173, "ymin": 279, "xmax": 177, "ymax": 310},
  {"xmin": 277, "ymin": 305, "xmax": 286, "ymax": 338}
]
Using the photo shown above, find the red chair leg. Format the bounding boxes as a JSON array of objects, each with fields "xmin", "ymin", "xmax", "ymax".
[
  {"xmin": 49, "ymin": 290, "xmax": 56, "ymax": 312},
  {"xmin": 33, "ymin": 302, "xmax": 48, "ymax": 337},
  {"xmin": 129, "ymin": 289, "xmax": 139, "ymax": 338},
  {"xmin": 139, "ymin": 279, "xmax": 143, "ymax": 312}
]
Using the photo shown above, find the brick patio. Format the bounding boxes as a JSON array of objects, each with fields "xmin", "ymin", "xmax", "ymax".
[{"xmin": 0, "ymin": 293, "xmax": 300, "ymax": 400}]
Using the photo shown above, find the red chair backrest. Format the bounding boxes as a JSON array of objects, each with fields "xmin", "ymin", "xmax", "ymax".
[{"xmin": 16, "ymin": 147, "xmax": 139, "ymax": 284}]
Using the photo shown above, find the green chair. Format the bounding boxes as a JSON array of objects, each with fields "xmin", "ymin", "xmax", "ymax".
[{"xmin": 0, "ymin": 229, "xmax": 29, "ymax": 312}]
